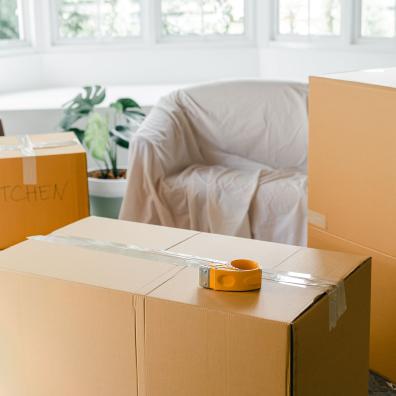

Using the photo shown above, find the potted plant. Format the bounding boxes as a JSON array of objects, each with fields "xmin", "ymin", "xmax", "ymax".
[{"xmin": 59, "ymin": 85, "xmax": 145, "ymax": 218}]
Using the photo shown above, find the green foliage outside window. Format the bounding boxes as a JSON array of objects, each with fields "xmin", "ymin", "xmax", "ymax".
[
  {"xmin": 278, "ymin": 0, "xmax": 341, "ymax": 36},
  {"xmin": 58, "ymin": 0, "xmax": 141, "ymax": 39},
  {"xmin": 0, "ymin": 0, "xmax": 20, "ymax": 40},
  {"xmin": 161, "ymin": 0, "xmax": 245, "ymax": 36}
]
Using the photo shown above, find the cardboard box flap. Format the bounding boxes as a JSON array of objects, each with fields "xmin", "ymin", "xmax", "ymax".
[
  {"xmin": 0, "ymin": 133, "xmax": 84, "ymax": 159},
  {"xmin": 0, "ymin": 218, "xmax": 198, "ymax": 294},
  {"xmin": 0, "ymin": 269, "xmax": 139, "ymax": 396},
  {"xmin": 147, "ymin": 266, "xmax": 324, "ymax": 324},
  {"xmin": 0, "ymin": 240, "xmax": 183, "ymax": 294},
  {"xmin": 290, "ymin": 259, "xmax": 371, "ymax": 396},
  {"xmin": 275, "ymin": 248, "xmax": 369, "ymax": 284},
  {"xmin": 144, "ymin": 297, "xmax": 292, "ymax": 396},
  {"xmin": 0, "ymin": 221, "xmax": 368, "ymax": 325},
  {"xmin": 158, "ymin": 232, "xmax": 368, "ymax": 324},
  {"xmin": 53, "ymin": 216, "xmax": 199, "ymax": 250},
  {"xmin": 309, "ymin": 227, "xmax": 396, "ymax": 382},
  {"xmin": 168, "ymin": 232, "xmax": 301, "ymax": 270}
]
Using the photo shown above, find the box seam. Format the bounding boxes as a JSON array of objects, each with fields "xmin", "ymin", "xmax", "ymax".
[{"xmin": 310, "ymin": 225, "xmax": 396, "ymax": 259}]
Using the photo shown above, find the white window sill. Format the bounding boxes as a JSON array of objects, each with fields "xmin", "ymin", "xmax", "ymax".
[
  {"xmin": 267, "ymin": 39, "xmax": 396, "ymax": 53},
  {"xmin": 0, "ymin": 84, "xmax": 186, "ymax": 112},
  {"xmin": 0, "ymin": 43, "xmax": 35, "ymax": 58}
]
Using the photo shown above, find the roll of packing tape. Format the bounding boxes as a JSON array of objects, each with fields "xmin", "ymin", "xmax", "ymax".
[{"xmin": 199, "ymin": 259, "xmax": 262, "ymax": 292}]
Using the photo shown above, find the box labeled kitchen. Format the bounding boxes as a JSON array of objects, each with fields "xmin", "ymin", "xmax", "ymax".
[{"xmin": 0, "ymin": 132, "xmax": 89, "ymax": 249}]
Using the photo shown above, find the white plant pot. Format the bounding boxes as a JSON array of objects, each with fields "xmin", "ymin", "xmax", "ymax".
[{"xmin": 88, "ymin": 168, "xmax": 127, "ymax": 219}]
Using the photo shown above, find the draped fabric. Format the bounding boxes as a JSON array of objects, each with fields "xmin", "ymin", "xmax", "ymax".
[{"xmin": 120, "ymin": 80, "xmax": 308, "ymax": 246}]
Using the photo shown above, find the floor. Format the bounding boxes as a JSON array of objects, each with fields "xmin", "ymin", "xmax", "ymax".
[{"xmin": 369, "ymin": 372, "xmax": 396, "ymax": 395}]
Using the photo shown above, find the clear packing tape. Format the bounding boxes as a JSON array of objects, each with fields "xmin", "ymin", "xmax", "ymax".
[
  {"xmin": 0, "ymin": 135, "xmax": 79, "ymax": 185},
  {"xmin": 29, "ymin": 234, "xmax": 347, "ymax": 331}
]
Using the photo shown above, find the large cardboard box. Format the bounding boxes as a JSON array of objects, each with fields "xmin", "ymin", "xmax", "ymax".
[
  {"xmin": 0, "ymin": 217, "xmax": 370, "ymax": 396},
  {"xmin": 0, "ymin": 132, "xmax": 89, "ymax": 249},
  {"xmin": 308, "ymin": 68, "xmax": 396, "ymax": 382}
]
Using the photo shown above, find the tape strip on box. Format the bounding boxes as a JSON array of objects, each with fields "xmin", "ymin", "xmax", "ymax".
[
  {"xmin": 0, "ymin": 135, "xmax": 79, "ymax": 186},
  {"xmin": 19, "ymin": 135, "xmax": 37, "ymax": 185},
  {"xmin": 29, "ymin": 234, "xmax": 348, "ymax": 330},
  {"xmin": 308, "ymin": 209, "xmax": 327, "ymax": 230}
]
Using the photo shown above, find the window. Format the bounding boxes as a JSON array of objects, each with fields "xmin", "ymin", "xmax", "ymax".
[
  {"xmin": 0, "ymin": 0, "xmax": 26, "ymax": 45},
  {"xmin": 277, "ymin": 0, "xmax": 341, "ymax": 37},
  {"xmin": 54, "ymin": 0, "xmax": 141, "ymax": 41},
  {"xmin": 160, "ymin": 0, "xmax": 246, "ymax": 38},
  {"xmin": 46, "ymin": 0, "xmax": 396, "ymax": 48},
  {"xmin": 361, "ymin": 0, "xmax": 395, "ymax": 38}
]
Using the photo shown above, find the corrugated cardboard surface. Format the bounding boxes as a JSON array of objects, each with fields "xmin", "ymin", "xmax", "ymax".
[
  {"xmin": 165, "ymin": 232, "xmax": 370, "ymax": 396},
  {"xmin": 309, "ymin": 225, "xmax": 396, "ymax": 383},
  {"xmin": 0, "ymin": 217, "xmax": 197, "ymax": 396},
  {"xmin": 291, "ymin": 251, "xmax": 371, "ymax": 396},
  {"xmin": 0, "ymin": 217, "xmax": 370, "ymax": 395},
  {"xmin": 308, "ymin": 73, "xmax": 396, "ymax": 382},
  {"xmin": 0, "ymin": 271, "xmax": 138, "ymax": 396},
  {"xmin": 144, "ymin": 297, "xmax": 291, "ymax": 396},
  {"xmin": 54, "ymin": 216, "xmax": 200, "ymax": 249},
  {"xmin": 309, "ymin": 76, "xmax": 396, "ymax": 257},
  {"xmin": 0, "ymin": 132, "xmax": 89, "ymax": 249}
]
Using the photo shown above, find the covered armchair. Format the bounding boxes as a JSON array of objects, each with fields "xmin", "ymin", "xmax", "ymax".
[{"xmin": 120, "ymin": 81, "xmax": 308, "ymax": 246}]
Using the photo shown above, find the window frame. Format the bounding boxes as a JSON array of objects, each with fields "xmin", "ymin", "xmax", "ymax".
[
  {"xmin": 272, "ymin": 0, "xmax": 345, "ymax": 43},
  {"xmin": 48, "ymin": 0, "xmax": 255, "ymax": 48},
  {"xmin": 155, "ymin": 0, "xmax": 255, "ymax": 45},
  {"xmin": 50, "ymin": 0, "xmax": 145, "ymax": 46},
  {"xmin": 0, "ymin": 0, "xmax": 33, "ymax": 51},
  {"xmin": 355, "ymin": 0, "xmax": 396, "ymax": 46},
  {"xmin": 269, "ymin": 0, "xmax": 396, "ymax": 51},
  {"xmin": 9, "ymin": 0, "xmax": 396, "ymax": 53}
]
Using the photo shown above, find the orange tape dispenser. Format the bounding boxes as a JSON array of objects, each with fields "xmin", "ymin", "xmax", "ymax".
[{"xmin": 199, "ymin": 259, "xmax": 262, "ymax": 292}]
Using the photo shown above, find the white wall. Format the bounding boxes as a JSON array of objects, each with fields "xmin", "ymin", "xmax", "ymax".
[
  {"xmin": 0, "ymin": 46, "xmax": 260, "ymax": 94},
  {"xmin": 259, "ymin": 47, "xmax": 396, "ymax": 82},
  {"xmin": 4, "ymin": 44, "xmax": 396, "ymax": 140},
  {"xmin": 0, "ymin": 53, "xmax": 42, "ymax": 93},
  {"xmin": 40, "ymin": 47, "xmax": 260, "ymax": 87},
  {"xmin": 3, "ymin": 45, "xmax": 396, "ymax": 95}
]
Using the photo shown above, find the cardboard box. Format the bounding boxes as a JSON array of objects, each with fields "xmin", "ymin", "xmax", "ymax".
[
  {"xmin": 0, "ymin": 132, "xmax": 89, "ymax": 249},
  {"xmin": 0, "ymin": 217, "xmax": 370, "ymax": 396},
  {"xmin": 308, "ymin": 69, "xmax": 396, "ymax": 382}
]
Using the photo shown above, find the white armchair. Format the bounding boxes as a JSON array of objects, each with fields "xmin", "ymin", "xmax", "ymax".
[{"xmin": 120, "ymin": 81, "xmax": 308, "ymax": 246}]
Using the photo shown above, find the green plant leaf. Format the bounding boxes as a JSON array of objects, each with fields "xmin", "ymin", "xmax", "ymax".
[
  {"xmin": 114, "ymin": 125, "xmax": 129, "ymax": 132},
  {"xmin": 110, "ymin": 101, "xmax": 123, "ymax": 113},
  {"xmin": 60, "ymin": 88, "xmax": 146, "ymax": 160},
  {"xmin": 67, "ymin": 127, "xmax": 85, "ymax": 143},
  {"xmin": 110, "ymin": 128, "xmax": 131, "ymax": 150},
  {"xmin": 59, "ymin": 85, "xmax": 106, "ymax": 131},
  {"xmin": 114, "ymin": 138, "xmax": 129, "ymax": 149},
  {"xmin": 90, "ymin": 86, "xmax": 106, "ymax": 105},
  {"xmin": 112, "ymin": 97, "xmax": 142, "ymax": 111},
  {"xmin": 59, "ymin": 112, "xmax": 82, "ymax": 131},
  {"xmin": 84, "ymin": 112, "xmax": 109, "ymax": 161},
  {"xmin": 125, "ymin": 109, "xmax": 146, "ymax": 117},
  {"xmin": 109, "ymin": 97, "xmax": 145, "ymax": 151}
]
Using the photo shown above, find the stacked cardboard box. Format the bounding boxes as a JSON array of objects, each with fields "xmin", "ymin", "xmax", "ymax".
[
  {"xmin": 309, "ymin": 68, "xmax": 396, "ymax": 382},
  {"xmin": 0, "ymin": 217, "xmax": 370, "ymax": 395},
  {"xmin": 0, "ymin": 132, "xmax": 89, "ymax": 249}
]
